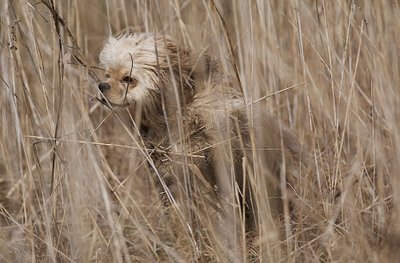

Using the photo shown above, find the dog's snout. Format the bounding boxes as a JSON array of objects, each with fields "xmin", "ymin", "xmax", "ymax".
[{"xmin": 98, "ymin": 82, "xmax": 111, "ymax": 93}]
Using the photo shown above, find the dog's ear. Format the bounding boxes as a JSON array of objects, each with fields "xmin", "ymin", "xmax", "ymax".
[
  {"xmin": 164, "ymin": 38, "xmax": 179, "ymax": 56},
  {"xmin": 159, "ymin": 37, "xmax": 194, "ymax": 72}
]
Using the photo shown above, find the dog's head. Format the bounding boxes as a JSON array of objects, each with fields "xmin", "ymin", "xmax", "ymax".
[{"xmin": 98, "ymin": 33, "xmax": 201, "ymax": 112}]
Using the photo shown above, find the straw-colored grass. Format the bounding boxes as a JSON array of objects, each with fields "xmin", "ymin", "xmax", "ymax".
[{"xmin": 1, "ymin": 0, "xmax": 399, "ymax": 262}]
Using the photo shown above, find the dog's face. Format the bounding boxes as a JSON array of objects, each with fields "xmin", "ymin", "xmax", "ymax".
[
  {"xmin": 98, "ymin": 33, "xmax": 194, "ymax": 110},
  {"xmin": 98, "ymin": 33, "xmax": 160, "ymax": 108}
]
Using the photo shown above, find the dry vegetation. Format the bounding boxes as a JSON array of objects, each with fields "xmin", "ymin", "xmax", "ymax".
[{"xmin": 1, "ymin": 0, "xmax": 400, "ymax": 262}]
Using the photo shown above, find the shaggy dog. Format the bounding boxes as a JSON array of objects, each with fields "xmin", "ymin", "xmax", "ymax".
[{"xmin": 98, "ymin": 33, "xmax": 302, "ymax": 226}]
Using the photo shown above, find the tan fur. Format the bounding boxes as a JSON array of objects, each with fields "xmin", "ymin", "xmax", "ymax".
[{"xmin": 98, "ymin": 33, "xmax": 302, "ymax": 225}]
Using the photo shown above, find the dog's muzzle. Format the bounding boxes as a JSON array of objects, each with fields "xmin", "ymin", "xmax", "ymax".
[{"xmin": 98, "ymin": 82, "xmax": 111, "ymax": 93}]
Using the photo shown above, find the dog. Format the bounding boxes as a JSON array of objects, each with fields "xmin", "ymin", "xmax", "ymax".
[{"xmin": 97, "ymin": 32, "xmax": 303, "ymax": 227}]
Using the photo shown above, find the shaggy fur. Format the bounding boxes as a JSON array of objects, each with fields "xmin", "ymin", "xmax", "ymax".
[{"xmin": 98, "ymin": 33, "xmax": 302, "ymax": 225}]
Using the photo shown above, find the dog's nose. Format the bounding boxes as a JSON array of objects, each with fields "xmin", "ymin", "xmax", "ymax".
[{"xmin": 98, "ymin": 82, "xmax": 111, "ymax": 93}]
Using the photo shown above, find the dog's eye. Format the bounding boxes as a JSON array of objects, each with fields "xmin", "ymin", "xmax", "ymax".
[
  {"xmin": 105, "ymin": 73, "xmax": 110, "ymax": 79},
  {"xmin": 122, "ymin": 76, "xmax": 136, "ymax": 84}
]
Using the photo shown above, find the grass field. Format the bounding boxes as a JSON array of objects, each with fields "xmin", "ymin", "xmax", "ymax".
[{"xmin": 1, "ymin": 0, "xmax": 399, "ymax": 262}]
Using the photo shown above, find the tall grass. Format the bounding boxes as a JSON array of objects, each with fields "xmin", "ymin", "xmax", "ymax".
[{"xmin": 1, "ymin": 0, "xmax": 399, "ymax": 262}]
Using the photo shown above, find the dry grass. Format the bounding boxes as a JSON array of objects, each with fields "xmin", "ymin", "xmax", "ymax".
[{"xmin": 1, "ymin": 0, "xmax": 400, "ymax": 262}]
